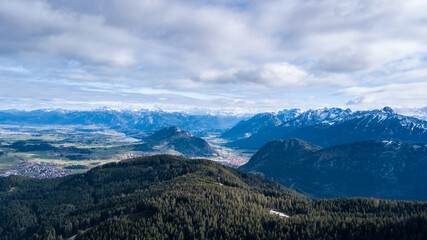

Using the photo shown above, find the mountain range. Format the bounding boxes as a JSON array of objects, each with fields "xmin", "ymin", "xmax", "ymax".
[
  {"xmin": 240, "ymin": 138, "xmax": 427, "ymax": 200},
  {"xmin": 225, "ymin": 107, "xmax": 427, "ymax": 149},
  {"xmin": 2, "ymin": 107, "xmax": 426, "ymax": 147},
  {"xmin": 0, "ymin": 108, "xmax": 244, "ymax": 134},
  {"xmin": 1, "ymin": 155, "xmax": 426, "ymax": 239},
  {"xmin": 220, "ymin": 109, "xmax": 301, "ymax": 140},
  {"xmin": 134, "ymin": 127, "xmax": 217, "ymax": 157}
]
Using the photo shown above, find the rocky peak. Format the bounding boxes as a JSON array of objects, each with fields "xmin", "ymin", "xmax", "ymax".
[
  {"xmin": 381, "ymin": 106, "xmax": 395, "ymax": 114},
  {"xmin": 147, "ymin": 126, "xmax": 190, "ymax": 141}
]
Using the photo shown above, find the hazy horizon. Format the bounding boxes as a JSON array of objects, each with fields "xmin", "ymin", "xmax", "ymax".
[{"xmin": 1, "ymin": 106, "xmax": 427, "ymax": 120}]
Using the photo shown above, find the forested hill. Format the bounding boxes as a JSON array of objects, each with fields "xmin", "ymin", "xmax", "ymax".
[
  {"xmin": 1, "ymin": 155, "xmax": 427, "ymax": 240},
  {"xmin": 134, "ymin": 127, "xmax": 217, "ymax": 157},
  {"xmin": 240, "ymin": 139, "xmax": 427, "ymax": 200}
]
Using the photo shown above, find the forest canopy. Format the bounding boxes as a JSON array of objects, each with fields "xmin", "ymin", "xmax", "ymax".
[{"xmin": 0, "ymin": 155, "xmax": 426, "ymax": 240}]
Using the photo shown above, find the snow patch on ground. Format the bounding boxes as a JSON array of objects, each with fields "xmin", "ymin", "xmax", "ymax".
[{"xmin": 269, "ymin": 209, "xmax": 289, "ymax": 218}]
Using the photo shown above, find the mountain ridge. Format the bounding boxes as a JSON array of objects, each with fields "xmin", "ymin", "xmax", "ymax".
[
  {"xmin": 0, "ymin": 108, "xmax": 245, "ymax": 134},
  {"xmin": 227, "ymin": 107, "xmax": 427, "ymax": 149},
  {"xmin": 220, "ymin": 109, "xmax": 301, "ymax": 140},
  {"xmin": 134, "ymin": 127, "xmax": 217, "ymax": 157},
  {"xmin": 240, "ymin": 138, "xmax": 427, "ymax": 200}
]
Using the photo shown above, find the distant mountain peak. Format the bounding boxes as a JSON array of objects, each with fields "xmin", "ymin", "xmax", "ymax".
[
  {"xmin": 137, "ymin": 127, "xmax": 216, "ymax": 157},
  {"xmin": 277, "ymin": 108, "xmax": 302, "ymax": 116},
  {"xmin": 226, "ymin": 106, "xmax": 427, "ymax": 149},
  {"xmin": 285, "ymin": 138, "xmax": 309, "ymax": 145},
  {"xmin": 147, "ymin": 126, "xmax": 191, "ymax": 141},
  {"xmin": 381, "ymin": 106, "xmax": 394, "ymax": 114},
  {"xmin": 0, "ymin": 109, "xmax": 244, "ymax": 133},
  {"xmin": 165, "ymin": 126, "xmax": 181, "ymax": 132}
]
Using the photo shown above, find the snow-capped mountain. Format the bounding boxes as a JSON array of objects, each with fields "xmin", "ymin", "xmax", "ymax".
[
  {"xmin": 0, "ymin": 109, "xmax": 244, "ymax": 134},
  {"xmin": 277, "ymin": 108, "xmax": 302, "ymax": 122},
  {"xmin": 220, "ymin": 109, "xmax": 301, "ymax": 140},
  {"xmin": 347, "ymin": 107, "xmax": 427, "ymax": 135},
  {"xmin": 226, "ymin": 107, "xmax": 427, "ymax": 149},
  {"xmin": 282, "ymin": 107, "xmax": 352, "ymax": 127},
  {"xmin": 220, "ymin": 112, "xmax": 282, "ymax": 140}
]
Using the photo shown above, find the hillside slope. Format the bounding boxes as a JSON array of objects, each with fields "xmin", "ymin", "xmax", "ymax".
[
  {"xmin": 133, "ymin": 127, "xmax": 217, "ymax": 157},
  {"xmin": 0, "ymin": 155, "xmax": 426, "ymax": 240},
  {"xmin": 240, "ymin": 139, "xmax": 427, "ymax": 199}
]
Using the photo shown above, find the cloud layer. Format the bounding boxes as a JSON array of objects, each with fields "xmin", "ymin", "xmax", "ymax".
[{"xmin": 0, "ymin": 0, "xmax": 426, "ymax": 113}]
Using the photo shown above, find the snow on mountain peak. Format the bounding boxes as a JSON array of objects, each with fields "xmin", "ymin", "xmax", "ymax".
[
  {"xmin": 381, "ymin": 106, "xmax": 394, "ymax": 114},
  {"xmin": 291, "ymin": 108, "xmax": 352, "ymax": 125}
]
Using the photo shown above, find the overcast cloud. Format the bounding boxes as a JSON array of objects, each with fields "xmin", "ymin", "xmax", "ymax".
[{"xmin": 0, "ymin": 0, "xmax": 426, "ymax": 114}]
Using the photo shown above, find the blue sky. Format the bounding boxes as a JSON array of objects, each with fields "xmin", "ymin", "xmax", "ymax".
[{"xmin": 1, "ymin": 0, "xmax": 426, "ymax": 114}]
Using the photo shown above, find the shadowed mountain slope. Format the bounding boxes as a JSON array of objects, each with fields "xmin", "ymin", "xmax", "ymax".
[{"xmin": 240, "ymin": 139, "xmax": 427, "ymax": 200}]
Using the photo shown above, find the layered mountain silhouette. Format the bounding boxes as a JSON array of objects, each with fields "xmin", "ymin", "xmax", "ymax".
[
  {"xmin": 220, "ymin": 109, "xmax": 301, "ymax": 140},
  {"xmin": 0, "ymin": 108, "xmax": 243, "ymax": 133},
  {"xmin": 134, "ymin": 127, "xmax": 217, "ymax": 157},
  {"xmin": 226, "ymin": 107, "xmax": 427, "ymax": 149},
  {"xmin": 240, "ymin": 138, "xmax": 427, "ymax": 200}
]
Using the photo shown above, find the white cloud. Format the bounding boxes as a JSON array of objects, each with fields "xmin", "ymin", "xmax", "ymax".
[
  {"xmin": 340, "ymin": 82, "xmax": 427, "ymax": 109},
  {"xmin": 121, "ymin": 87, "xmax": 221, "ymax": 101},
  {"xmin": 199, "ymin": 62, "xmax": 355, "ymax": 89},
  {"xmin": 0, "ymin": 0, "xmax": 426, "ymax": 112},
  {"xmin": 107, "ymin": 0, "xmax": 276, "ymax": 63},
  {"xmin": 0, "ymin": 0, "xmax": 139, "ymax": 67},
  {"xmin": 199, "ymin": 63, "xmax": 310, "ymax": 87},
  {"xmin": 315, "ymin": 46, "xmax": 369, "ymax": 72}
]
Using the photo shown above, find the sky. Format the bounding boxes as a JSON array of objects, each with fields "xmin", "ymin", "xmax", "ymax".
[{"xmin": 0, "ymin": 0, "xmax": 426, "ymax": 114}]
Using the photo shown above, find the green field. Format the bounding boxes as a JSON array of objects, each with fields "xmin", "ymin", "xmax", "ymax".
[
  {"xmin": 0, "ymin": 125, "xmax": 146, "ymax": 177},
  {"xmin": 0, "ymin": 125, "xmax": 251, "ymax": 178}
]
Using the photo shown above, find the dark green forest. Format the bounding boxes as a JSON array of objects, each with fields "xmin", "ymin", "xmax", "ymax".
[{"xmin": 1, "ymin": 155, "xmax": 426, "ymax": 240}]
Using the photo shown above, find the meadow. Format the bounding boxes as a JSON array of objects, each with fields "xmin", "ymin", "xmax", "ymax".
[
  {"xmin": 0, "ymin": 124, "xmax": 250, "ymax": 178},
  {"xmin": 0, "ymin": 125, "xmax": 142, "ymax": 177}
]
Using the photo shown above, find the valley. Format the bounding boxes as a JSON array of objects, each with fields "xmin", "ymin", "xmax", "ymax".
[
  {"xmin": 0, "ymin": 124, "xmax": 135, "ymax": 178},
  {"xmin": 0, "ymin": 107, "xmax": 427, "ymax": 239},
  {"xmin": 0, "ymin": 124, "xmax": 252, "ymax": 178},
  {"xmin": 3, "ymin": 1, "xmax": 426, "ymax": 238},
  {"xmin": 1, "ymin": 106, "xmax": 427, "ymax": 199}
]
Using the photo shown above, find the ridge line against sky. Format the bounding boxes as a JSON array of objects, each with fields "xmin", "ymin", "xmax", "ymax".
[
  {"xmin": 0, "ymin": 0, "xmax": 426, "ymax": 114},
  {"xmin": 0, "ymin": 106, "xmax": 426, "ymax": 121}
]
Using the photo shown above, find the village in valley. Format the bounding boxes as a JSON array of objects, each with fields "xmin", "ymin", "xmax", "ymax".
[{"xmin": 0, "ymin": 124, "xmax": 251, "ymax": 178}]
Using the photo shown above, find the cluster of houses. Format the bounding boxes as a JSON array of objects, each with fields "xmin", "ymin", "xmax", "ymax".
[{"xmin": 0, "ymin": 161, "xmax": 72, "ymax": 178}]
